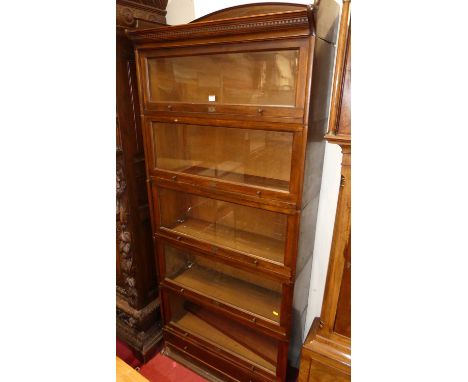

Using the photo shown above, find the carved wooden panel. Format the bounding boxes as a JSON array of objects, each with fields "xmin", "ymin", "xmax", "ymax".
[{"xmin": 116, "ymin": 0, "xmax": 167, "ymax": 360}]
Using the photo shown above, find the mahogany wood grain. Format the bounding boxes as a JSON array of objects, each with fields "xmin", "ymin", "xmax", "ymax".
[
  {"xmin": 334, "ymin": 236, "xmax": 351, "ymax": 338},
  {"xmin": 185, "ymin": 302, "xmax": 278, "ymax": 366},
  {"xmin": 128, "ymin": 2, "xmax": 340, "ymax": 380}
]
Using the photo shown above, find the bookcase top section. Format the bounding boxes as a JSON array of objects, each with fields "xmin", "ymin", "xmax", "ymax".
[{"xmin": 126, "ymin": 5, "xmax": 316, "ymax": 46}]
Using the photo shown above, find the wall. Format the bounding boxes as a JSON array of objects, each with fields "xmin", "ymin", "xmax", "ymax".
[
  {"xmin": 166, "ymin": 0, "xmax": 195, "ymax": 25},
  {"xmin": 165, "ymin": 0, "xmax": 342, "ymax": 343}
]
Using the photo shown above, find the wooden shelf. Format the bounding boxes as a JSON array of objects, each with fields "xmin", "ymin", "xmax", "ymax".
[
  {"xmin": 174, "ymin": 311, "xmax": 276, "ymax": 372},
  {"xmin": 171, "ymin": 264, "xmax": 281, "ymax": 323},
  {"xmin": 183, "ymin": 166, "xmax": 290, "ymax": 191},
  {"xmin": 171, "ymin": 218, "xmax": 285, "ymax": 263}
]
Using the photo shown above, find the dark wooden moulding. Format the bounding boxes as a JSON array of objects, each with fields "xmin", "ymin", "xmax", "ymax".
[
  {"xmin": 298, "ymin": 1, "xmax": 351, "ymax": 381},
  {"xmin": 116, "ymin": 0, "xmax": 168, "ymax": 361},
  {"xmin": 127, "ymin": 1, "xmax": 340, "ymax": 380}
]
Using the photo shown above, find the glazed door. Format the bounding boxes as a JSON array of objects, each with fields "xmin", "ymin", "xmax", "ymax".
[
  {"xmin": 156, "ymin": 187, "xmax": 288, "ymax": 264},
  {"xmin": 138, "ymin": 39, "xmax": 310, "ymax": 122}
]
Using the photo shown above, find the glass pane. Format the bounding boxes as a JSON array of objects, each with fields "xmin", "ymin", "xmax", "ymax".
[
  {"xmin": 169, "ymin": 293, "xmax": 278, "ymax": 372},
  {"xmin": 165, "ymin": 245, "xmax": 282, "ymax": 323},
  {"xmin": 147, "ymin": 50, "xmax": 299, "ymax": 106},
  {"xmin": 152, "ymin": 123, "xmax": 293, "ymax": 191},
  {"xmin": 159, "ymin": 189, "xmax": 287, "ymax": 263}
]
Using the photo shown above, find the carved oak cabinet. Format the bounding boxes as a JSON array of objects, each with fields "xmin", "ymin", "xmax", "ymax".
[
  {"xmin": 127, "ymin": 2, "xmax": 339, "ymax": 381},
  {"xmin": 116, "ymin": 0, "xmax": 168, "ymax": 361},
  {"xmin": 298, "ymin": 1, "xmax": 351, "ymax": 381}
]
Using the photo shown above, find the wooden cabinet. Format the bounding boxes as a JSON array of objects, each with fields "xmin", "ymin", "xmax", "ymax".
[
  {"xmin": 298, "ymin": 1, "xmax": 351, "ymax": 381},
  {"xmin": 127, "ymin": 2, "xmax": 340, "ymax": 380},
  {"xmin": 116, "ymin": 0, "xmax": 168, "ymax": 361}
]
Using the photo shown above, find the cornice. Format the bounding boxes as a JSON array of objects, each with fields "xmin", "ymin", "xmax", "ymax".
[
  {"xmin": 325, "ymin": 133, "xmax": 351, "ymax": 147},
  {"xmin": 117, "ymin": 0, "xmax": 167, "ymax": 27},
  {"xmin": 127, "ymin": 9, "xmax": 314, "ymax": 44}
]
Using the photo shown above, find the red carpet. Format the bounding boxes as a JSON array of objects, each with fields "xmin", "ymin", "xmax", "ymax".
[
  {"xmin": 141, "ymin": 353, "xmax": 208, "ymax": 382},
  {"xmin": 117, "ymin": 338, "xmax": 297, "ymax": 382},
  {"xmin": 116, "ymin": 339, "xmax": 207, "ymax": 382}
]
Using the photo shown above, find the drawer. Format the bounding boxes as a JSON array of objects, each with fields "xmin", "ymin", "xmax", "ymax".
[{"xmin": 163, "ymin": 290, "xmax": 280, "ymax": 379}]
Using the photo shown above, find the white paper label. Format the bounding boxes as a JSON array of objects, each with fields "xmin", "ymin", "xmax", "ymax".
[{"xmin": 208, "ymin": 95, "xmax": 216, "ymax": 102}]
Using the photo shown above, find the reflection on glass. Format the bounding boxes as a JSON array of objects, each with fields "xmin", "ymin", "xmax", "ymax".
[
  {"xmin": 165, "ymin": 245, "xmax": 282, "ymax": 322},
  {"xmin": 147, "ymin": 50, "xmax": 299, "ymax": 106},
  {"xmin": 169, "ymin": 293, "xmax": 278, "ymax": 372},
  {"xmin": 159, "ymin": 189, "xmax": 287, "ymax": 263},
  {"xmin": 152, "ymin": 123, "xmax": 293, "ymax": 191}
]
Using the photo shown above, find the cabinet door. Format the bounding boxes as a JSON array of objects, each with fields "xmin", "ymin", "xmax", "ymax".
[
  {"xmin": 162, "ymin": 244, "xmax": 283, "ymax": 324},
  {"xmin": 165, "ymin": 291, "xmax": 279, "ymax": 375},
  {"xmin": 149, "ymin": 122, "xmax": 295, "ymax": 195},
  {"xmin": 156, "ymin": 187, "xmax": 288, "ymax": 264},
  {"xmin": 138, "ymin": 40, "xmax": 309, "ymax": 122}
]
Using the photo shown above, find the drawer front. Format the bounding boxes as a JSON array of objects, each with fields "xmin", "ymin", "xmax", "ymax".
[
  {"xmin": 163, "ymin": 290, "xmax": 279, "ymax": 377},
  {"xmin": 164, "ymin": 329, "xmax": 252, "ymax": 382},
  {"xmin": 165, "ymin": 328, "xmax": 277, "ymax": 382}
]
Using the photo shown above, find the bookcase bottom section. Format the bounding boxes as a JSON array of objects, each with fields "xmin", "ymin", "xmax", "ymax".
[{"xmin": 164, "ymin": 327, "xmax": 280, "ymax": 382}]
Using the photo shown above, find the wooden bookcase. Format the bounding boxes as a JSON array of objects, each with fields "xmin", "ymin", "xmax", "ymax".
[
  {"xmin": 298, "ymin": 1, "xmax": 351, "ymax": 381},
  {"xmin": 127, "ymin": 2, "xmax": 340, "ymax": 381}
]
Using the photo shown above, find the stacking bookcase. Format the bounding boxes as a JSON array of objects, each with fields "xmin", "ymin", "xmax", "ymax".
[{"xmin": 127, "ymin": 2, "xmax": 340, "ymax": 381}]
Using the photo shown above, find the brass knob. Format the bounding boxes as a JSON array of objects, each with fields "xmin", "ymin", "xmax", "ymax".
[
  {"xmin": 180, "ymin": 288, "xmax": 185, "ymax": 293},
  {"xmin": 177, "ymin": 236, "xmax": 182, "ymax": 241},
  {"xmin": 184, "ymin": 345, "xmax": 188, "ymax": 351},
  {"xmin": 256, "ymin": 190, "xmax": 262, "ymax": 196},
  {"xmin": 254, "ymin": 259, "xmax": 259, "ymax": 265},
  {"xmin": 257, "ymin": 108, "xmax": 264, "ymax": 114},
  {"xmin": 172, "ymin": 175, "xmax": 177, "ymax": 181},
  {"xmin": 252, "ymin": 317, "xmax": 256, "ymax": 323},
  {"xmin": 167, "ymin": 105, "xmax": 172, "ymax": 110}
]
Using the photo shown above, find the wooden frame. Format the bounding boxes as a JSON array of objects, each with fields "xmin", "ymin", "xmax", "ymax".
[{"xmin": 128, "ymin": 2, "xmax": 340, "ymax": 380}]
